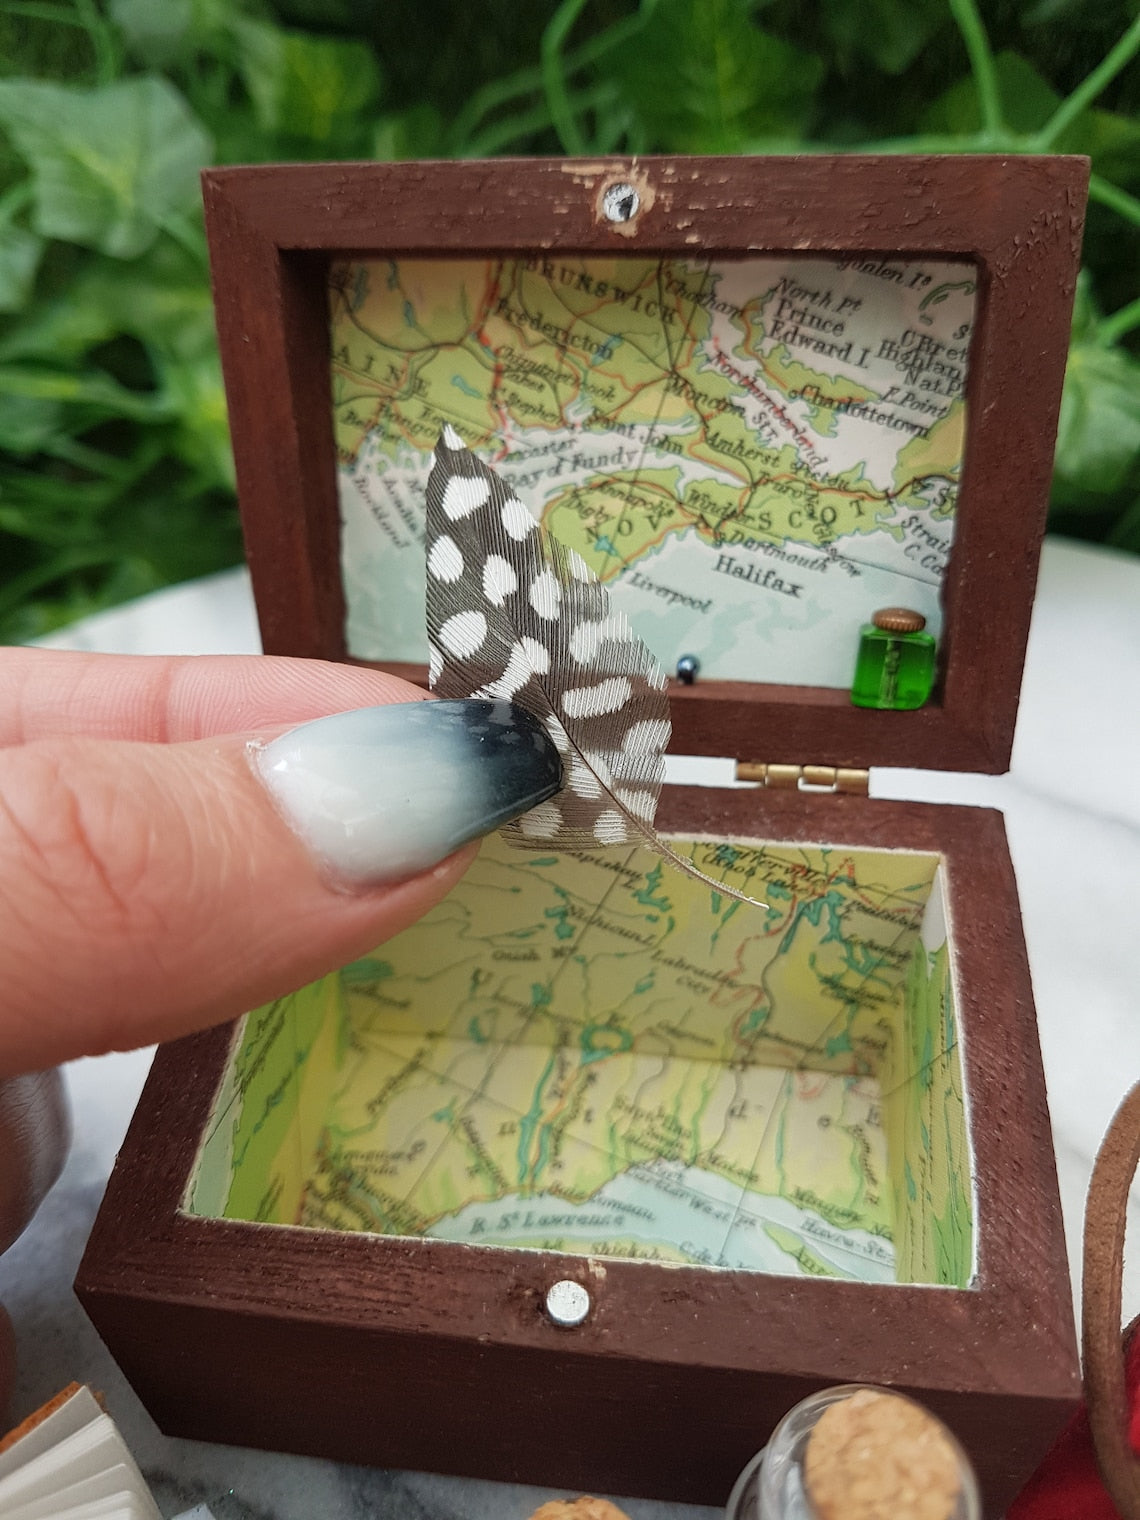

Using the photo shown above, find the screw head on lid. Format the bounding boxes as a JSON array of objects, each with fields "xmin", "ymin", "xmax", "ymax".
[{"xmin": 871, "ymin": 607, "xmax": 926, "ymax": 634}]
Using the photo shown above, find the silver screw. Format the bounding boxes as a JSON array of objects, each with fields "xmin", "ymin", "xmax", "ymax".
[
  {"xmin": 601, "ymin": 182, "xmax": 640, "ymax": 224},
  {"xmin": 545, "ymin": 1279, "xmax": 591, "ymax": 1327}
]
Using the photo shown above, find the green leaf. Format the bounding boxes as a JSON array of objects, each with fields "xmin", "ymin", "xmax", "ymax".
[
  {"xmin": 0, "ymin": 266, "xmax": 127, "ymax": 365},
  {"xmin": 1107, "ymin": 497, "xmax": 1140, "ymax": 553},
  {"xmin": 0, "ymin": 217, "xmax": 42, "ymax": 313},
  {"xmin": 1079, "ymin": 108, "xmax": 1140, "ymax": 189},
  {"xmin": 76, "ymin": 247, "xmax": 215, "ymax": 361},
  {"xmin": 0, "ymin": 439, "xmax": 170, "ymax": 542},
  {"xmin": 1021, "ymin": 0, "xmax": 1091, "ymax": 20},
  {"xmin": 1067, "ymin": 269, "xmax": 1099, "ymax": 345},
  {"xmin": 0, "ymin": 77, "xmax": 212, "ymax": 260},
  {"xmin": 108, "ymin": 0, "xmax": 194, "ymax": 66},
  {"xmin": 110, "ymin": 488, "xmax": 241, "ymax": 583},
  {"xmin": 110, "ymin": 0, "xmax": 259, "ymax": 71},
  {"xmin": 269, "ymin": 0, "xmax": 359, "ymax": 25},
  {"xmin": 372, "ymin": 104, "xmax": 445, "ymax": 162},
  {"xmin": 157, "ymin": 347, "xmax": 234, "ymax": 490},
  {"xmin": 0, "ymin": 362, "xmax": 170, "ymax": 420},
  {"xmin": 235, "ymin": 21, "xmax": 382, "ymax": 146},
  {"xmin": 0, "ymin": 245, "xmax": 213, "ymax": 364},
  {"xmin": 922, "ymin": 50, "xmax": 1061, "ymax": 136},
  {"xmin": 603, "ymin": 0, "xmax": 822, "ymax": 153},
  {"xmin": 820, "ymin": 0, "xmax": 943, "ymax": 76},
  {"xmin": 0, "ymin": 394, "xmax": 61, "ymax": 453},
  {"xmin": 1054, "ymin": 342, "xmax": 1140, "ymax": 498},
  {"xmin": 922, "ymin": 49, "xmax": 1140, "ymax": 179}
]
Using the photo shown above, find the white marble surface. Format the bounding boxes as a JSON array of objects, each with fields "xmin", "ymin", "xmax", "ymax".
[{"xmin": 4, "ymin": 535, "xmax": 1140, "ymax": 1517}]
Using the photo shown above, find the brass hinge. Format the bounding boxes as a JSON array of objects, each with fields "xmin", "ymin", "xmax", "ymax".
[{"xmin": 734, "ymin": 762, "xmax": 870, "ymax": 796}]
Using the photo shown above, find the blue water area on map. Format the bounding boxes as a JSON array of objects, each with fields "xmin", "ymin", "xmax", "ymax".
[{"xmin": 424, "ymin": 1160, "xmax": 895, "ymax": 1282}]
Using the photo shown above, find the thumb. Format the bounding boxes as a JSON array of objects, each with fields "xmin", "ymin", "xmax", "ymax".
[{"xmin": 0, "ymin": 700, "xmax": 560, "ymax": 1075}]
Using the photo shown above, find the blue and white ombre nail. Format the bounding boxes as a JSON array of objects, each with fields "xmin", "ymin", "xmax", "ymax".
[{"xmin": 253, "ymin": 699, "xmax": 563, "ymax": 887}]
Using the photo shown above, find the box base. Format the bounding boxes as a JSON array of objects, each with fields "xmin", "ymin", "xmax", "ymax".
[{"xmin": 76, "ymin": 789, "xmax": 1079, "ymax": 1514}]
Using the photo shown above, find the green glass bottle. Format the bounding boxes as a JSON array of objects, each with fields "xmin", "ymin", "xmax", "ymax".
[{"xmin": 851, "ymin": 608, "xmax": 936, "ymax": 710}]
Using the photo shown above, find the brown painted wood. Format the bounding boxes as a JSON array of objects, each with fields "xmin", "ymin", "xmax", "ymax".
[
  {"xmin": 202, "ymin": 154, "xmax": 1087, "ymax": 773},
  {"xmin": 361, "ymin": 665, "xmax": 1004, "ymax": 771},
  {"xmin": 77, "ymin": 791, "xmax": 1079, "ymax": 1513}
]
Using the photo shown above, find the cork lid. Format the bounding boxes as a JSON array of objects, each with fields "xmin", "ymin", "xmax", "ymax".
[
  {"xmin": 804, "ymin": 1388, "xmax": 963, "ymax": 1520},
  {"xmin": 527, "ymin": 1501, "xmax": 631, "ymax": 1520}
]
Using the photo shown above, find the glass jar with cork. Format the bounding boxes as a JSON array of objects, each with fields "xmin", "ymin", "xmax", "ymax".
[{"xmin": 725, "ymin": 1384, "xmax": 981, "ymax": 1520}]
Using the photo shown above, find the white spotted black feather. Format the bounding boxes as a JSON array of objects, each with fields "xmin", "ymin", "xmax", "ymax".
[{"xmin": 425, "ymin": 424, "xmax": 765, "ymax": 908}]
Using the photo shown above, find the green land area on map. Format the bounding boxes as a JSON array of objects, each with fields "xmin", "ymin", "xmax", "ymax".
[
  {"xmin": 330, "ymin": 254, "xmax": 974, "ymax": 687},
  {"xmin": 191, "ymin": 834, "xmax": 973, "ymax": 1288}
]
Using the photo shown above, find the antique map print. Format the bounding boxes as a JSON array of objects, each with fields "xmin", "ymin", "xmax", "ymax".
[
  {"xmin": 332, "ymin": 254, "xmax": 974, "ymax": 688},
  {"xmin": 191, "ymin": 835, "xmax": 973, "ymax": 1288}
]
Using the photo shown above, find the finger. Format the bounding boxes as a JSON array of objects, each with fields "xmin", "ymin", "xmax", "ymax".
[
  {"xmin": 0, "ymin": 727, "xmax": 469, "ymax": 1074},
  {"xmin": 0, "ymin": 648, "xmax": 425, "ymax": 747},
  {"xmin": 0, "ymin": 701, "xmax": 560, "ymax": 1075}
]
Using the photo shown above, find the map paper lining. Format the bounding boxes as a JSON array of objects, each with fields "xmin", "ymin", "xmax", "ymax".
[
  {"xmin": 332, "ymin": 252, "xmax": 974, "ymax": 689},
  {"xmin": 188, "ymin": 836, "xmax": 973, "ymax": 1289}
]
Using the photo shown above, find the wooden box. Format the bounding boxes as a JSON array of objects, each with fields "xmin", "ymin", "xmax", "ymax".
[{"xmin": 76, "ymin": 156, "xmax": 1089, "ymax": 1514}]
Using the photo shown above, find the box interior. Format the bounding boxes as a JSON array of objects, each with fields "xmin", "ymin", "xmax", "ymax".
[
  {"xmin": 188, "ymin": 830, "xmax": 973, "ymax": 1289},
  {"xmin": 190, "ymin": 245, "xmax": 979, "ymax": 1289},
  {"xmin": 332, "ymin": 250, "xmax": 974, "ymax": 691}
]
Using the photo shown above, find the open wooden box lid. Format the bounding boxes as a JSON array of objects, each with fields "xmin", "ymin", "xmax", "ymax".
[{"xmin": 202, "ymin": 153, "xmax": 1088, "ymax": 775}]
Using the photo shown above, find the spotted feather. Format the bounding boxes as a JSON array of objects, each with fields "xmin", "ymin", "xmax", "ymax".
[{"xmin": 425, "ymin": 425, "xmax": 764, "ymax": 907}]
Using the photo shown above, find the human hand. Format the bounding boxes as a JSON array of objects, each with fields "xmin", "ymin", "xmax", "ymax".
[{"xmin": 0, "ymin": 649, "xmax": 560, "ymax": 1077}]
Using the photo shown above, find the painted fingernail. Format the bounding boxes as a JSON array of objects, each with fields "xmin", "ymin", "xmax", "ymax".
[{"xmin": 254, "ymin": 699, "xmax": 563, "ymax": 887}]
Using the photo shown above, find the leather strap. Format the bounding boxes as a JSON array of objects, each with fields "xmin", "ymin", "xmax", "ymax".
[
  {"xmin": 0, "ymin": 1071, "xmax": 69, "ymax": 1255},
  {"xmin": 1085, "ymin": 1081, "xmax": 1140, "ymax": 1518}
]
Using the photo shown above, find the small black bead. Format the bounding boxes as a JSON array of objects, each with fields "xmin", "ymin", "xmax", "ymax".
[{"xmin": 676, "ymin": 654, "xmax": 700, "ymax": 685}]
